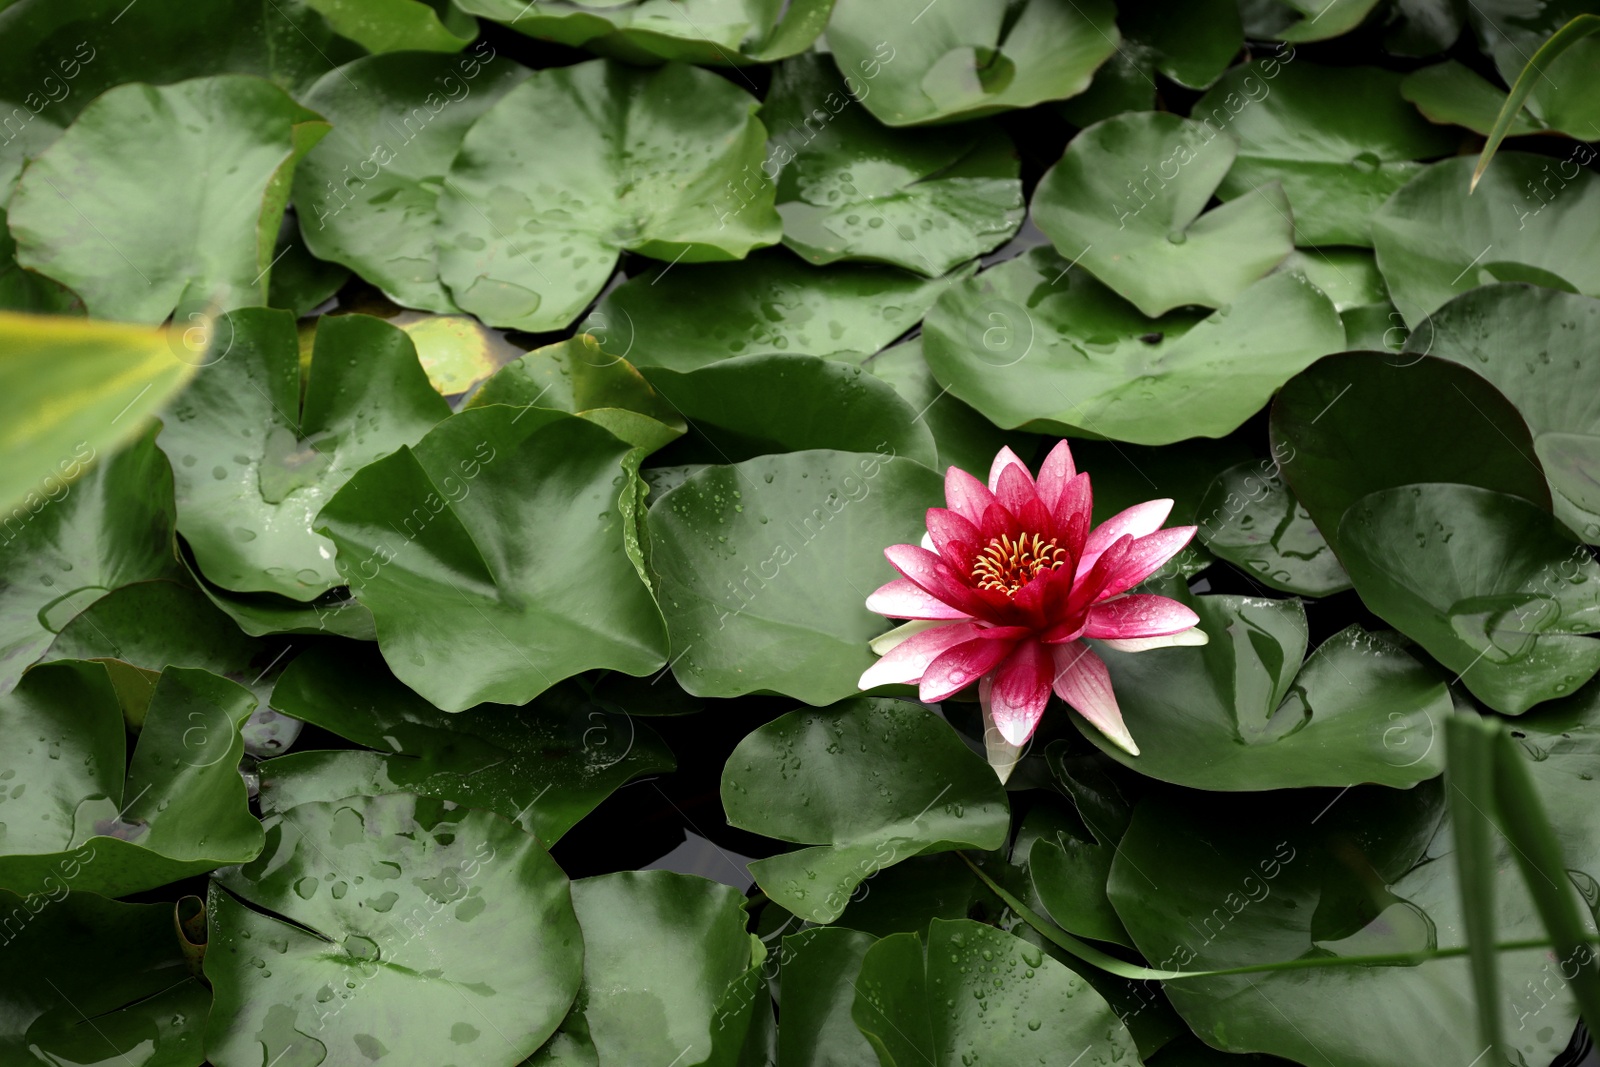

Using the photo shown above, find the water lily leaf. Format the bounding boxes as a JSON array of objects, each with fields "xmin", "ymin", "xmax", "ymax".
[
  {"xmin": 0, "ymin": 0, "xmax": 361, "ymax": 202},
  {"xmin": 469, "ymin": 333, "xmax": 685, "ymax": 452},
  {"xmin": 776, "ymin": 926, "xmax": 879, "ymax": 1067},
  {"xmin": 456, "ymin": 0, "xmax": 832, "ymax": 64},
  {"xmin": 920, "ymin": 246, "xmax": 1343, "ymax": 444},
  {"xmin": 1267, "ymin": 0, "xmax": 1382, "ymax": 41},
  {"xmin": 639, "ymin": 353, "xmax": 937, "ymax": 466},
  {"xmin": 0, "ymin": 426, "xmax": 181, "ymax": 691},
  {"xmin": 1108, "ymin": 756, "xmax": 1595, "ymax": 1067},
  {"xmin": 261, "ymin": 642, "xmax": 673, "ymax": 845},
  {"xmin": 179, "ymin": 548, "xmax": 377, "ymax": 640},
  {"xmin": 826, "ymin": 0, "xmax": 1120, "ymax": 126},
  {"xmin": 300, "ymin": 0, "xmax": 474, "ymax": 53},
  {"xmin": 46, "ymin": 580, "xmax": 290, "ymax": 713},
  {"xmin": 436, "ymin": 59, "xmax": 780, "ymax": 332},
  {"xmin": 1026, "ymin": 820, "xmax": 1133, "ymax": 948},
  {"xmin": 0, "ymin": 209, "xmax": 80, "ymax": 313},
  {"xmin": 1401, "ymin": 61, "xmax": 1546, "ymax": 137},
  {"xmin": 0, "ymin": 662, "xmax": 261, "ymax": 898},
  {"xmin": 265, "ymin": 220, "xmax": 348, "ymax": 318},
  {"xmin": 721, "ymin": 697, "xmax": 1009, "ymax": 924},
  {"xmin": 157, "ymin": 308, "xmax": 449, "ymax": 601},
  {"xmin": 1196, "ymin": 460, "xmax": 1351, "ymax": 596},
  {"xmin": 1195, "ymin": 62, "xmax": 1456, "ymax": 246},
  {"xmin": 863, "ymin": 338, "xmax": 1034, "ymax": 477},
  {"xmin": 1407, "ymin": 284, "xmax": 1600, "ymax": 542},
  {"xmin": 1081, "ymin": 587, "xmax": 1448, "ymax": 789},
  {"xmin": 0, "ymin": 890, "xmax": 209, "ymax": 1067},
  {"xmin": 591, "ymin": 250, "xmax": 966, "ymax": 372},
  {"xmin": 293, "ymin": 51, "xmax": 531, "ymax": 313},
  {"xmin": 544, "ymin": 871, "xmax": 762, "ymax": 1066},
  {"xmin": 1275, "ymin": 247, "xmax": 1388, "ymax": 310},
  {"xmin": 851, "ymin": 919, "xmax": 1141, "ymax": 1066},
  {"xmin": 1372, "ymin": 153, "xmax": 1600, "ymax": 327},
  {"xmin": 206, "ymin": 792, "xmax": 582, "ymax": 1067},
  {"xmin": 0, "ymin": 311, "xmax": 194, "ymax": 514},
  {"xmin": 1338, "ymin": 483, "xmax": 1600, "ymax": 715},
  {"xmin": 1270, "ymin": 351, "xmax": 1550, "ymax": 556},
  {"xmin": 1032, "ymin": 111, "xmax": 1294, "ymax": 317},
  {"xmin": 317, "ymin": 405, "xmax": 668, "ymax": 711},
  {"xmin": 648, "ymin": 448, "xmax": 940, "ymax": 703},
  {"xmin": 763, "ymin": 53, "xmax": 1023, "ymax": 276},
  {"xmin": 9, "ymin": 75, "xmax": 328, "ymax": 323},
  {"xmin": 388, "ymin": 311, "xmax": 522, "ymax": 397}
]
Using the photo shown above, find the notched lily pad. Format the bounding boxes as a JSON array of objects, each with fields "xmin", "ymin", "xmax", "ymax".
[
  {"xmin": 261, "ymin": 643, "xmax": 674, "ymax": 846},
  {"xmin": 206, "ymin": 792, "xmax": 583, "ymax": 1067},
  {"xmin": 1082, "ymin": 586, "xmax": 1448, "ymax": 790},
  {"xmin": 0, "ymin": 662, "xmax": 261, "ymax": 898},
  {"xmin": 920, "ymin": 246, "xmax": 1342, "ymax": 444},
  {"xmin": 722, "ymin": 697, "xmax": 1009, "ymax": 924},
  {"xmin": 1338, "ymin": 483, "xmax": 1600, "ymax": 715},
  {"xmin": 1032, "ymin": 111, "xmax": 1294, "ymax": 317},
  {"xmin": 1196, "ymin": 459, "xmax": 1351, "ymax": 596},
  {"xmin": 158, "ymin": 308, "xmax": 449, "ymax": 601}
]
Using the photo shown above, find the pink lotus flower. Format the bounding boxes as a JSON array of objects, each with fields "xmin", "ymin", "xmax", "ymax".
[{"xmin": 859, "ymin": 442, "xmax": 1206, "ymax": 781}]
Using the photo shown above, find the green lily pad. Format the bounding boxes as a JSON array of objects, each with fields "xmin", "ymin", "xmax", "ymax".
[
  {"xmin": 45, "ymin": 580, "xmax": 289, "ymax": 712},
  {"xmin": 157, "ymin": 308, "xmax": 449, "ymax": 601},
  {"xmin": 8, "ymin": 75, "xmax": 328, "ymax": 323},
  {"xmin": 547, "ymin": 871, "xmax": 764, "ymax": 1066},
  {"xmin": 648, "ymin": 448, "xmax": 941, "ymax": 703},
  {"xmin": 317, "ymin": 405, "xmax": 668, "ymax": 711},
  {"xmin": 763, "ymin": 53, "xmax": 1023, "ymax": 276},
  {"xmin": 1082, "ymin": 586, "xmax": 1448, "ymax": 789},
  {"xmin": 469, "ymin": 333, "xmax": 685, "ymax": 452},
  {"xmin": 265, "ymin": 221, "xmax": 349, "ymax": 318},
  {"xmin": 0, "ymin": 209, "xmax": 81, "ymax": 313},
  {"xmin": 0, "ymin": 662, "xmax": 262, "ymax": 898},
  {"xmin": 179, "ymin": 548, "xmax": 377, "ymax": 640},
  {"xmin": 1407, "ymin": 284, "xmax": 1600, "ymax": 542},
  {"xmin": 638, "ymin": 353, "xmax": 937, "ymax": 466},
  {"xmin": 1274, "ymin": 248, "xmax": 1388, "ymax": 310},
  {"xmin": 206, "ymin": 792, "xmax": 583, "ymax": 1067},
  {"xmin": 1032, "ymin": 111, "xmax": 1294, "ymax": 317},
  {"xmin": 1195, "ymin": 62, "xmax": 1456, "ymax": 246},
  {"xmin": 299, "ymin": 0, "xmax": 475, "ymax": 53},
  {"xmin": 1372, "ymin": 153, "xmax": 1600, "ymax": 327},
  {"xmin": 1266, "ymin": 0, "xmax": 1382, "ymax": 41},
  {"xmin": 722, "ymin": 697, "xmax": 1008, "ymax": 924},
  {"xmin": 1109, "ymin": 751, "xmax": 1595, "ymax": 1067},
  {"xmin": 0, "ymin": 890, "xmax": 209, "ymax": 1067},
  {"xmin": 590, "ymin": 250, "xmax": 966, "ymax": 372},
  {"xmin": 826, "ymin": 0, "xmax": 1120, "ymax": 125},
  {"xmin": 862, "ymin": 338, "xmax": 1035, "ymax": 477},
  {"xmin": 1061, "ymin": 0, "xmax": 1243, "ymax": 122},
  {"xmin": 920, "ymin": 246, "xmax": 1343, "ymax": 444},
  {"xmin": 293, "ymin": 50, "xmax": 531, "ymax": 313},
  {"xmin": 1026, "ymin": 819, "xmax": 1133, "ymax": 948},
  {"xmin": 1196, "ymin": 460, "xmax": 1351, "ymax": 596},
  {"xmin": 0, "ymin": 311, "xmax": 194, "ymax": 514},
  {"xmin": 1269, "ymin": 351, "xmax": 1551, "ymax": 555},
  {"xmin": 0, "ymin": 426, "xmax": 181, "ymax": 691},
  {"xmin": 261, "ymin": 642, "xmax": 673, "ymax": 845},
  {"xmin": 852, "ymin": 919, "xmax": 1141, "ymax": 1065},
  {"xmin": 1401, "ymin": 61, "xmax": 1547, "ymax": 137},
  {"xmin": 0, "ymin": 0, "xmax": 361, "ymax": 202},
  {"xmin": 455, "ymin": 0, "xmax": 832, "ymax": 64},
  {"xmin": 436, "ymin": 59, "xmax": 780, "ymax": 332},
  {"xmin": 1338, "ymin": 483, "xmax": 1600, "ymax": 715},
  {"xmin": 776, "ymin": 926, "xmax": 879, "ymax": 1067}
]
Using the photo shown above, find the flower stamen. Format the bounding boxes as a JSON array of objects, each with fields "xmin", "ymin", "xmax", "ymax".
[{"xmin": 971, "ymin": 532, "xmax": 1068, "ymax": 596}]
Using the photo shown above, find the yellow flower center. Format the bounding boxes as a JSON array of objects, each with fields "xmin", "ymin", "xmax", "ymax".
[{"xmin": 971, "ymin": 532, "xmax": 1068, "ymax": 595}]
